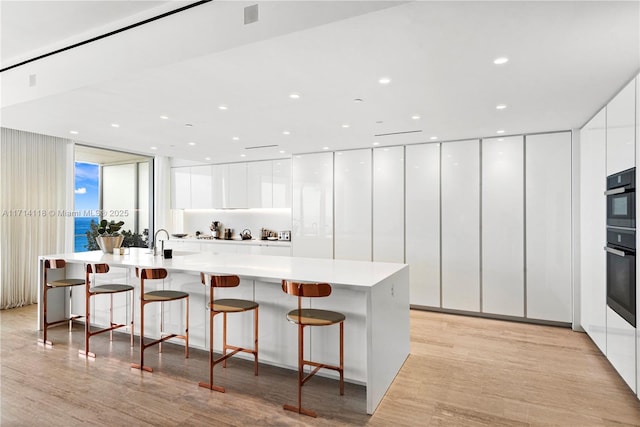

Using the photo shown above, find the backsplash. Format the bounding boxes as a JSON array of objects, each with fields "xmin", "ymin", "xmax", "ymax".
[{"xmin": 171, "ymin": 208, "xmax": 291, "ymax": 239}]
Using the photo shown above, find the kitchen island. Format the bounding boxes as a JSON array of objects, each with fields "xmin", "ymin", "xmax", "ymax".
[{"xmin": 37, "ymin": 248, "xmax": 409, "ymax": 414}]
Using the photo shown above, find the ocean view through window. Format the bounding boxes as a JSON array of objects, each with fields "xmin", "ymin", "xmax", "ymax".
[{"xmin": 74, "ymin": 162, "xmax": 99, "ymax": 252}]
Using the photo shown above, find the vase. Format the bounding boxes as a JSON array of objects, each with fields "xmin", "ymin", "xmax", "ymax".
[{"xmin": 96, "ymin": 235, "xmax": 124, "ymax": 254}]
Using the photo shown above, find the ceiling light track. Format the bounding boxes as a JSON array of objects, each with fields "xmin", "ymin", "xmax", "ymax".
[
  {"xmin": 0, "ymin": 0, "xmax": 213, "ymax": 73},
  {"xmin": 374, "ymin": 130, "xmax": 422, "ymax": 137}
]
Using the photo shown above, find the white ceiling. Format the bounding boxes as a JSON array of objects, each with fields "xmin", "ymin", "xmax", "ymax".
[{"xmin": 1, "ymin": 1, "xmax": 639, "ymax": 165}]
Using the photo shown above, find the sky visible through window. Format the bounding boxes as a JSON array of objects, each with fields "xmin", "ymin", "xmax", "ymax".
[{"xmin": 74, "ymin": 162, "xmax": 99, "ymax": 251}]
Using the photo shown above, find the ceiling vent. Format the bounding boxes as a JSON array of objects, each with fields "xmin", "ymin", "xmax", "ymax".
[
  {"xmin": 245, "ymin": 144, "xmax": 278, "ymax": 150},
  {"xmin": 244, "ymin": 4, "xmax": 259, "ymax": 25},
  {"xmin": 374, "ymin": 130, "xmax": 422, "ymax": 137}
]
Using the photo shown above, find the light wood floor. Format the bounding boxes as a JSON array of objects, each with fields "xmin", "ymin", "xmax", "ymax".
[{"xmin": 1, "ymin": 305, "xmax": 639, "ymax": 426}]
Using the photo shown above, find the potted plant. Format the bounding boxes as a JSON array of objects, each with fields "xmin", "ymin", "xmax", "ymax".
[
  {"xmin": 85, "ymin": 220, "xmax": 149, "ymax": 252},
  {"xmin": 94, "ymin": 219, "xmax": 124, "ymax": 253}
]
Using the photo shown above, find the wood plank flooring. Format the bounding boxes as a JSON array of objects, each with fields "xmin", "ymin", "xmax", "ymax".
[{"xmin": 1, "ymin": 305, "xmax": 639, "ymax": 426}]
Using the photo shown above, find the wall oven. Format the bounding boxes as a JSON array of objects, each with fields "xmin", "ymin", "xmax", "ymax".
[
  {"xmin": 605, "ymin": 228, "xmax": 636, "ymax": 327},
  {"xmin": 606, "ymin": 167, "xmax": 635, "ymax": 228}
]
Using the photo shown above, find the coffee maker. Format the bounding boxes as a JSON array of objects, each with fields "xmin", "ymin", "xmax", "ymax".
[{"xmin": 210, "ymin": 221, "xmax": 222, "ymax": 239}]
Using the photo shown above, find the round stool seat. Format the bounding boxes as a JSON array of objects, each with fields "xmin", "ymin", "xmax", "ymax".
[
  {"xmin": 286, "ymin": 308, "xmax": 345, "ymax": 326},
  {"xmin": 212, "ymin": 298, "xmax": 258, "ymax": 313},
  {"xmin": 144, "ymin": 290, "xmax": 189, "ymax": 302},
  {"xmin": 90, "ymin": 284, "xmax": 134, "ymax": 294},
  {"xmin": 50, "ymin": 278, "xmax": 85, "ymax": 287}
]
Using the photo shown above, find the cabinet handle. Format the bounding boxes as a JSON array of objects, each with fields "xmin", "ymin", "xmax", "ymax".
[
  {"xmin": 604, "ymin": 187, "xmax": 627, "ymax": 196},
  {"xmin": 604, "ymin": 246, "xmax": 626, "ymax": 257}
]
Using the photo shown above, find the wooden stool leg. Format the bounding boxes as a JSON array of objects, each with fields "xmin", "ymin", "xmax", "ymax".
[
  {"xmin": 185, "ymin": 296, "xmax": 189, "ymax": 359},
  {"xmin": 284, "ymin": 323, "xmax": 317, "ymax": 417},
  {"xmin": 254, "ymin": 307, "xmax": 259, "ymax": 376},
  {"xmin": 222, "ymin": 312, "xmax": 228, "ymax": 368},
  {"xmin": 339, "ymin": 321, "xmax": 344, "ymax": 396}
]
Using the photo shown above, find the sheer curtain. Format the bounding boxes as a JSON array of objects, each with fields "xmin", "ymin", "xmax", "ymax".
[{"xmin": 0, "ymin": 128, "xmax": 71, "ymax": 309}]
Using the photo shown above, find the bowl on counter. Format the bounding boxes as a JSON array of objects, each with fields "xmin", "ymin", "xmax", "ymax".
[{"xmin": 171, "ymin": 233, "xmax": 188, "ymax": 238}]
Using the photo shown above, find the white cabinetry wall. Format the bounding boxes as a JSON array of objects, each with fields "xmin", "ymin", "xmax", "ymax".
[
  {"xmin": 441, "ymin": 140, "xmax": 480, "ymax": 312},
  {"xmin": 481, "ymin": 136, "xmax": 525, "ymax": 317},
  {"xmin": 292, "ymin": 152, "xmax": 333, "ymax": 258},
  {"xmin": 637, "ymin": 75, "xmax": 640, "ymax": 400},
  {"xmin": 373, "ymin": 147, "xmax": 405, "ymax": 263},
  {"xmin": 607, "ymin": 79, "xmax": 637, "ymax": 175},
  {"xmin": 405, "ymin": 143, "xmax": 440, "ymax": 307},
  {"xmin": 171, "ymin": 167, "xmax": 191, "ymax": 209},
  {"xmin": 273, "ymin": 159, "xmax": 292, "ymax": 208},
  {"xmin": 525, "ymin": 132, "xmax": 572, "ymax": 322},
  {"xmin": 190, "ymin": 165, "xmax": 213, "ymax": 209},
  {"xmin": 247, "ymin": 160, "xmax": 272, "ymax": 208},
  {"xmin": 579, "ymin": 108, "xmax": 607, "ymax": 354},
  {"xmin": 228, "ymin": 163, "xmax": 247, "ymax": 208},
  {"xmin": 335, "ymin": 149, "xmax": 372, "ymax": 261}
]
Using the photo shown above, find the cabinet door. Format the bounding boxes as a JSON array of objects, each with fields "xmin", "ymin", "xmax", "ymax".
[
  {"xmin": 335, "ymin": 149, "xmax": 372, "ymax": 261},
  {"xmin": 171, "ymin": 167, "xmax": 191, "ymax": 209},
  {"xmin": 580, "ymin": 108, "xmax": 607, "ymax": 354},
  {"xmin": 228, "ymin": 163, "xmax": 247, "ymax": 208},
  {"xmin": 607, "ymin": 79, "xmax": 636, "ymax": 175},
  {"xmin": 526, "ymin": 132, "xmax": 572, "ymax": 322},
  {"xmin": 405, "ymin": 143, "xmax": 440, "ymax": 307},
  {"xmin": 441, "ymin": 140, "xmax": 480, "ymax": 311},
  {"xmin": 212, "ymin": 164, "xmax": 228, "ymax": 208},
  {"xmin": 247, "ymin": 160, "xmax": 272, "ymax": 208},
  {"xmin": 273, "ymin": 159, "xmax": 291, "ymax": 208},
  {"xmin": 373, "ymin": 147, "xmax": 405, "ymax": 263},
  {"xmin": 292, "ymin": 152, "xmax": 333, "ymax": 258},
  {"xmin": 482, "ymin": 136, "xmax": 524, "ymax": 317},
  {"xmin": 190, "ymin": 165, "xmax": 213, "ymax": 209}
]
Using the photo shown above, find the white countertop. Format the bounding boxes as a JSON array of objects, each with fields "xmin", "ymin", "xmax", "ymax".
[{"xmin": 41, "ymin": 248, "xmax": 407, "ymax": 288}]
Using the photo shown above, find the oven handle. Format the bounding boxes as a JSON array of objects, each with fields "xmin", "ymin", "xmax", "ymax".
[
  {"xmin": 604, "ymin": 187, "xmax": 627, "ymax": 196},
  {"xmin": 604, "ymin": 246, "xmax": 629, "ymax": 257}
]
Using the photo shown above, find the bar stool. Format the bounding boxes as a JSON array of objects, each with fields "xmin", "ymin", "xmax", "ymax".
[
  {"xmin": 281, "ymin": 280, "xmax": 345, "ymax": 418},
  {"xmin": 39, "ymin": 259, "xmax": 85, "ymax": 346},
  {"xmin": 131, "ymin": 268, "xmax": 189, "ymax": 372},
  {"xmin": 198, "ymin": 273, "xmax": 259, "ymax": 393},
  {"xmin": 79, "ymin": 263, "xmax": 134, "ymax": 358}
]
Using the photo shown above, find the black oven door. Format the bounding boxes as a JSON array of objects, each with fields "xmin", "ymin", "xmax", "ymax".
[
  {"xmin": 606, "ymin": 189, "xmax": 635, "ymax": 228},
  {"xmin": 605, "ymin": 244, "xmax": 636, "ymax": 327}
]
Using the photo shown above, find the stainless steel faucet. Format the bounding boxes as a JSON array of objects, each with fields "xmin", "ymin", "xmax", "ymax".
[{"xmin": 153, "ymin": 228, "xmax": 170, "ymax": 256}]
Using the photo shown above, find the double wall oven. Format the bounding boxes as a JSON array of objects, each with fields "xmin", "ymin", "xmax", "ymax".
[{"xmin": 605, "ymin": 167, "xmax": 636, "ymax": 327}]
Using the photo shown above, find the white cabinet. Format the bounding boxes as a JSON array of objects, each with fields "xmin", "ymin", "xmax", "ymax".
[
  {"xmin": 636, "ymin": 75, "xmax": 640, "ymax": 400},
  {"xmin": 335, "ymin": 149, "xmax": 372, "ymax": 261},
  {"xmin": 273, "ymin": 159, "xmax": 291, "ymax": 208},
  {"xmin": 247, "ymin": 161, "xmax": 273, "ymax": 208},
  {"xmin": 373, "ymin": 147, "xmax": 405, "ymax": 263},
  {"xmin": 481, "ymin": 136, "xmax": 524, "ymax": 317},
  {"xmin": 607, "ymin": 306, "xmax": 637, "ymax": 392},
  {"xmin": 228, "ymin": 162, "xmax": 247, "ymax": 208},
  {"xmin": 212, "ymin": 164, "xmax": 227, "ymax": 208},
  {"xmin": 190, "ymin": 165, "xmax": 213, "ymax": 209},
  {"xmin": 607, "ymin": 79, "xmax": 636, "ymax": 175},
  {"xmin": 292, "ymin": 152, "xmax": 333, "ymax": 258},
  {"xmin": 441, "ymin": 140, "xmax": 480, "ymax": 312},
  {"xmin": 525, "ymin": 132, "xmax": 572, "ymax": 323},
  {"xmin": 171, "ymin": 167, "xmax": 191, "ymax": 209},
  {"xmin": 405, "ymin": 143, "xmax": 440, "ymax": 307},
  {"xmin": 580, "ymin": 108, "xmax": 607, "ymax": 354}
]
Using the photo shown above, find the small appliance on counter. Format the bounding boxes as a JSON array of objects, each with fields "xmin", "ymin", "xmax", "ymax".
[
  {"xmin": 240, "ymin": 229, "xmax": 252, "ymax": 240},
  {"xmin": 210, "ymin": 221, "xmax": 222, "ymax": 239},
  {"xmin": 261, "ymin": 228, "xmax": 277, "ymax": 240},
  {"xmin": 224, "ymin": 228, "xmax": 234, "ymax": 240},
  {"xmin": 278, "ymin": 230, "xmax": 291, "ymax": 241}
]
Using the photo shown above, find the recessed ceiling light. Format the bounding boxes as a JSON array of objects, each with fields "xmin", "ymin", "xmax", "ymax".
[
  {"xmin": 498, "ymin": 138, "xmax": 504, "ymax": 142},
  {"xmin": 232, "ymin": 136, "xmax": 239, "ymax": 141},
  {"xmin": 342, "ymin": 124, "xmax": 350, "ymax": 128},
  {"xmin": 240, "ymin": 154, "xmax": 246, "ymax": 157},
  {"xmin": 411, "ymin": 115, "xmax": 421, "ymax": 120},
  {"xmin": 496, "ymin": 104, "xmax": 507, "ymax": 110},
  {"xmin": 111, "ymin": 123, "xmax": 120, "ymax": 128},
  {"xmin": 430, "ymin": 136, "xmax": 438, "ymax": 140},
  {"xmin": 283, "ymin": 130, "xmax": 291, "ymax": 135},
  {"xmin": 205, "ymin": 157, "xmax": 211, "ymax": 161},
  {"xmin": 373, "ymin": 142, "xmax": 380, "ymax": 146},
  {"xmin": 279, "ymin": 150, "xmax": 286, "ymax": 154},
  {"xmin": 289, "ymin": 92, "xmax": 301, "ymax": 99},
  {"xmin": 160, "ymin": 115, "xmax": 169, "ymax": 120},
  {"xmin": 496, "ymin": 129, "xmax": 505, "ymax": 134},
  {"xmin": 188, "ymin": 142, "xmax": 196, "ymax": 146},
  {"xmin": 218, "ymin": 105, "xmax": 228, "ymax": 110},
  {"xmin": 493, "ymin": 57, "xmax": 509, "ymax": 65},
  {"xmin": 378, "ymin": 77, "xmax": 391, "ymax": 85},
  {"xmin": 69, "ymin": 130, "xmax": 79, "ymax": 135},
  {"xmin": 150, "ymin": 146, "xmax": 157, "ymax": 150},
  {"xmin": 323, "ymin": 146, "xmax": 329, "ymax": 150}
]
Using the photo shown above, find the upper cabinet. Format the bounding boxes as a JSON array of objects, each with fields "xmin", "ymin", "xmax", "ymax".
[
  {"xmin": 607, "ymin": 79, "xmax": 636, "ymax": 175},
  {"xmin": 373, "ymin": 147, "xmax": 405, "ymax": 263},
  {"xmin": 171, "ymin": 159, "xmax": 291, "ymax": 209}
]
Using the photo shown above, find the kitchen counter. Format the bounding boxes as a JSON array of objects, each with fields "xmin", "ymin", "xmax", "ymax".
[{"xmin": 37, "ymin": 248, "xmax": 409, "ymax": 414}]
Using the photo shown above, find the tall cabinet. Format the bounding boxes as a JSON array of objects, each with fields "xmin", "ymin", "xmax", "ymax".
[
  {"xmin": 441, "ymin": 140, "xmax": 480, "ymax": 312},
  {"xmin": 405, "ymin": 143, "xmax": 440, "ymax": 307},
  {"xmin": 373, "ymin": 147, "xmax": 405, "ymax": 263},
  {"xmin": 481, "ymin": 136, "xmax": 525, "ymax": 317},
  {"xmin": 525, "ymin": 132, "xmax": 572, "ymax": 322}
]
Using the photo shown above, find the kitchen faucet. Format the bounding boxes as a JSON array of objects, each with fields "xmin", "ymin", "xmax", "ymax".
[{"xmin": 153, "ymin": 229, "xmax": 170, "ymax": 256}]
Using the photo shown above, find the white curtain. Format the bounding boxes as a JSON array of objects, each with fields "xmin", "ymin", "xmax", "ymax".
[{"xmin": 0, "ymin": 128, "xmax": 71, "ymax": 309}]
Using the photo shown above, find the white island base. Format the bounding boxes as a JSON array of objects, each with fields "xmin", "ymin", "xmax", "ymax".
[{"xmin": 38, "ymin": 248, "xmax": 410, "ymax": 414}]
